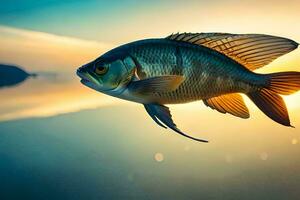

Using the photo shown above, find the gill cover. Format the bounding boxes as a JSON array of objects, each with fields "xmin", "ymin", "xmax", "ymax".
[{"xmin": 94, "ymin": 56, "xmax": 136, "ymax": 91}]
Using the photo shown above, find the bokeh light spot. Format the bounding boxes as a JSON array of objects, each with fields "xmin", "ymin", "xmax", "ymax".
[
  {"xmin": 291, "ymin": 139, "xmax": 298, "ymax": 145},
  {"xmin": 154, "ymin": 153, "xmax": 164, "ymax": 162}
]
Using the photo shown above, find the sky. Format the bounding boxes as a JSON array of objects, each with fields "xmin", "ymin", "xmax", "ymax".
[
  {"xmin": 0, "ymin": 1, "xmax": 300, "ymax": 199},
  {"xmin": 1, "ymin": 0, "xmax": 300, "ymax": 43},
  {"xmin": 0, "ymin": 0, "xmax": 300, "ymax": 121}
]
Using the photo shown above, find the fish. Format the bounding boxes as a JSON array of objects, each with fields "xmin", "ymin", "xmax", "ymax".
[
  {"xmin": 76, "ymin": 32, "xmax": 300, "ymax": 142},
  {"xmin": 0, "ymin": 64, "xmax": 37, "ymax": 88}
]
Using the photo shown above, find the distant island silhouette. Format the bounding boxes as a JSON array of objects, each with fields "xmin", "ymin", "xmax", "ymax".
[{"xmin": 0, "ymin": 64, "xmax": 37, "ymax": 88}]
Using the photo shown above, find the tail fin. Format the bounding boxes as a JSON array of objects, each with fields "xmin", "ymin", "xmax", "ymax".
[
  {"xmin": 267, "ymin": 71, "xmax": 300, "ymax": 95},
  {"xmin": 247, "ymin": 89, "xmax": 292, "ymax": 127},
  {"xmin": 247, "ymin": 71, "xmax": 300, "ymax": 127}
]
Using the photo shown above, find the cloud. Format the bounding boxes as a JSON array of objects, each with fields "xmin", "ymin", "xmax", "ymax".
[{"xmin": 0, "ymin": 25, "xmax": 114, "ymax": 71}]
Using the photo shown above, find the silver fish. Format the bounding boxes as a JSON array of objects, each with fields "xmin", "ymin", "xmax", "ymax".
[{"xmin": 77, "ymin": 32, "xmax": 300, "ymax": 142}]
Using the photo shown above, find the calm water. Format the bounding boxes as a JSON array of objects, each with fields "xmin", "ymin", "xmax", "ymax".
[{"xmin": 0, "ymin": 105, "xmax": 300, "ymax": 200}]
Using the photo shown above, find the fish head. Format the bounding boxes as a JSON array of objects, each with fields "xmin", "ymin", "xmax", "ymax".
[{"xmin": 76, "ymin": 56, "xmax": 135, "ymax": 92}]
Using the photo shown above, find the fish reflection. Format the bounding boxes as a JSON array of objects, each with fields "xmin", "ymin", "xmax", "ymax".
[{"xmin": 0, "ymin": 64, "xmax": 37, "ymax": 88}]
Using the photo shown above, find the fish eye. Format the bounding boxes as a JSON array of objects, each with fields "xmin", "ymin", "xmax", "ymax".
[{"xmin": 95, "ymin": 64, "xmax": 108, "ymax": 75}]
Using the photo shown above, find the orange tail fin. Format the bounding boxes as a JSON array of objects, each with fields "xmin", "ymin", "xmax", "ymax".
[
  {"xmin": 267, "ymin": 71, "xmax": 300, "ymax": 95},
  {"xmin": 248, "ymin": 71, "xmax": 300, "ymax": 127}
]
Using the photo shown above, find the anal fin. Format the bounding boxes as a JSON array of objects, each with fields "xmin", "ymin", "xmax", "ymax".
[{"xmin": 203, "ymin": 93, "xmax": 250, "ymax": 119}]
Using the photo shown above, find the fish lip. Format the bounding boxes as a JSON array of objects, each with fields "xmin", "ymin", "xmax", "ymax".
[
  {"xmin": 80, "ymin": 78, "xmax": 89, "ymax": 85},
  {"xmin": 76, "ymin": 68, "xmax": 111, "ymax": 92},
  {"xmin": 77, "ymin": 71, "xmax": 98, "ymax": 91},
  {"xmin": 76, "ymin": 69, "xmax": 96, "ymax": 88},
  {"xmin": 76, "ymin": 69, "xmax": 97, "ymax": 84},
  {"xmin": 76, "ymin": 69, "xmax": 89, "ymax": 82}
]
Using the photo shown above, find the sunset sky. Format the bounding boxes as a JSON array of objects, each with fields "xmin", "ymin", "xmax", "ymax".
[
  {"xmin": 0, "ymin": 1, "xmax": 300, "ymax": 199},
  {"xmin": 0, "ymin": 0, "xmax": 300, "ymax": 121}
]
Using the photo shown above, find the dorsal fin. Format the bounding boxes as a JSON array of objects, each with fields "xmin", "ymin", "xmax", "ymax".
[
  {"xmin": 166, "ymin": 33, "xmax": 299, "ymax": 70},
  {"xmin": 203, "ymin": 93, "xmax": 250, "ymax": 119}
]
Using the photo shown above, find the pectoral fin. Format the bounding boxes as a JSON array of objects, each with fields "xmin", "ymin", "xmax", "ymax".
[
  {"xmin": 144, "ymin": 103, "xmax": 208, "ymax": 143},
  {"xmin": 129, "ymin": 75, "xmax": 184, "ymax": 95}
]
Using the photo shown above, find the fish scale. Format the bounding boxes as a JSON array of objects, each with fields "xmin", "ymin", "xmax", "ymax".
[{"xmin": 129, "ymin": 39, "xmax": 262, "ymax": 104}]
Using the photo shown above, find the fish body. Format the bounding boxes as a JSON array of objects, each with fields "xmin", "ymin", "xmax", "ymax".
[
  {"xmin": 77, "ymin": 32, "xmax": 300, "ymax": 142},
  {"xmin": 115, "ymin": 39, "xmax": 264, "ymax": 104}
]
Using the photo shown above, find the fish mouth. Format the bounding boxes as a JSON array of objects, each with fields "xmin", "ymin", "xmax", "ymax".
[
  {"xmin": 76, "ymin": 68, "xmax": 99, "ymax": 89},
  {"xmin": 76, "ymin": 70, "xmax": 90, "ymax": 84},
  {"xmin": 76, "ymin": 68, "xmax": 111, "ymax": 93}
]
